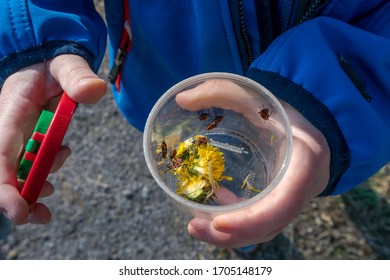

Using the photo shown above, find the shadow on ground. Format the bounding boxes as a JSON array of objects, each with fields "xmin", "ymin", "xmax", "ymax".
[{"xmin": 234, "ymin": 231, "xmax": 305, "ymax": 260}]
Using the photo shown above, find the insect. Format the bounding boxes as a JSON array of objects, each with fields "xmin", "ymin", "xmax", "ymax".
[
  {"xmin": 166, "ymin": 155, "xmax": 185, "ymax": 171},
  {"xmin": 196, "ymin": 135, "xmax": 208, "ymax": 145},
  {"xmin": 206, "ymin": 115, "xmax": 223, "ymax": 131},
  {"xmin": 171, "ymin": 157, "xmax": 184, "ymax": 169},
  {"xmin": 197, "ymin": 112, "xmax": 210, "ymax": 122},
  {"xmin": 258, "ymin": 105, "xmax": 275, "ymax": 124},
  {"xmin": 160, "ymin": 140, "xmax": 168, "ymax": 159},
  {"xmin": 169, "ymin": 149, "xmax": 177, "ymax": 160}
]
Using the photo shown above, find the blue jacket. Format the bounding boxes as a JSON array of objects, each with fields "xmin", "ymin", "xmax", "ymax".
[{"xmin": 0, "ymin": 0, "xmax": 389, "ymax": 196}]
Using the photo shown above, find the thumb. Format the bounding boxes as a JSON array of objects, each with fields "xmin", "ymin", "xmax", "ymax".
[{"xmin": 49, "ymin": 54, "xmax": 107, "ymax": 104}]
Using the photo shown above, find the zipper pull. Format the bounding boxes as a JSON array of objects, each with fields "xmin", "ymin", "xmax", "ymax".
[
  {"xmin": 108, "ymin": 0, "xmax": 132, "ymax": 88},
  {"xmin": 108, "ymin": 47, "xmax": 127, "ymax": 84}
]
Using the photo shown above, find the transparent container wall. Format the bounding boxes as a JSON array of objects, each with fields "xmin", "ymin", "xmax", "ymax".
[{"xmin": 144, "ymin": 73, "xmax": 292, "ymax": 220}]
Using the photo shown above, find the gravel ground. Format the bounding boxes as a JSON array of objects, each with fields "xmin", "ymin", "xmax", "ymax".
[{"xmin": 1, "ymin": 2, "xmax": 389, "ymax": 260}]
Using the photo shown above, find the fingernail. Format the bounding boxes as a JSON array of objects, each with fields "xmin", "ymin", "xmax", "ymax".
[
  {"xmin": 192, "ymin": 227, "xmax": 210, "ymax": 242},
  {"xmin": 213, "ymin": 218, "xmax": 236, "ymax": 233}
]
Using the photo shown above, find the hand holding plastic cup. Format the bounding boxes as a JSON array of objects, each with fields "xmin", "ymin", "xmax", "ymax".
[{"xmin": 144, "ymin": 73, "xmax": 292, "ymax": 220}]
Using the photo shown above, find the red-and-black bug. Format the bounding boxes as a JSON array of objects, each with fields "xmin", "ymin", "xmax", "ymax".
[
  {"xmin": 206, "ymin": 115, "xmax": 223, "ymax": 130},
  {"xmin": 171, "ymin": 157, "xmax": 183, "ymax": 168},
  {"xmin": 258, "ymin": 105, "xmax": 275, "ymax": 124},
  {"xmin": 196, "ymin": 136, "xmax": 208, "ymax": 145},
  {"xmin": 167, "ymin": 157, "xmax": 184, "ymax": 170},
  {"xmin": 197, "ymin": 112, "xmax": 210, "ymax": 122}
]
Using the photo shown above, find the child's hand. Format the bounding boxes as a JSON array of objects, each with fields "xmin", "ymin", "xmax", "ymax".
[
  {"xmin": 0, "ymin": 54, "xmax": 107, "ymax": 224},
  {"xmin": 176, "ymin": 79, "xmax": 330, "ymax": 248}
]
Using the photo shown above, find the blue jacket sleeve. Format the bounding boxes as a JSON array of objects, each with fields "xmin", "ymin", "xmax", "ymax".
[
  {"xmin": 0, "ymin": 0, "xmax": 107, "ymax": 85},
  {"xmin": 247, "ymin": 3, "xmax": 390, "ymax": 195}
]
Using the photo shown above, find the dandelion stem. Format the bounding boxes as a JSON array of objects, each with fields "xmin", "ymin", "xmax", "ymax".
[{"xmin": 204, "ymin": 160, "xmax": 218, "ymax": 202}]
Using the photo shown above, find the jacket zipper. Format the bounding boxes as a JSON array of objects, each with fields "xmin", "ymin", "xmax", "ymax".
[
  {"xmin": 297, "ymin": 0, "xmax": 326, "ymax": 24},
  {"xmin": 238, "ymin": 0, "xmax": 253, "ymax": 66},
  {"xmin": 108, "ymin": 0, "xmax": 132, "ymax": 91},
  {"xmin": 280, "ymin": 0, "xmax": 296, "ymax": 33},
  {"xmin": 108, "ymin": 0, "xmax": 325, "ymax": 84}
]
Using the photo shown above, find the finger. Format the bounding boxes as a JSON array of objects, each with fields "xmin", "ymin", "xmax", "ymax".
[
  {"xmin": 212, "ymin": 186, "xmax": 243, "ymax": 205},
  {"xmin": 17, "ymin": 146, "xmax": 69, "ymax": 203},
  {"xmin": 39, "ymin": 181, "xmax": 55, "ymax": 198},
  {"xmin": 176, "ymin": 79, "xmax": 249, "ymax": 111},
  {"xmin": 28, "ymin": 203, "xmax": 52, "ymax": 224},
  {"xmin": 175, "ymin": 79, "xmax": 262, "ymax": 125},
  {"xmin": 49, "ymin": 54, "xmax": 107, "ymax": 104},
  {"xmin": 0, "ymin": 179, "xmax": 30, "ymax": 225},
  {"xmin": 188, "ymin": 218, "xmax": 233, "ymax": 247},
  {"xmin": 176, "ymin": 79, "xmax": 260, "ymax": 112},
  {"xmin": 188, "ymin": 218, "xmax": 283, "ymax": 248}
]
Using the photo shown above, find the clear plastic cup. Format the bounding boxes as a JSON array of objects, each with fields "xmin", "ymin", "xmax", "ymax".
[{"xmin": 143, "ymin": 72, "xmax": 292, "ymax": 220}]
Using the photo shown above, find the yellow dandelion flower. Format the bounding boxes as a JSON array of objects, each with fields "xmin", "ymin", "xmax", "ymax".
[
  {"xmin": 177, "ymin": 177, "xmax": 209, "ymax": 202},
  {"xmin": 168, "ymin": 135, "xmax": 233, "ymax": 203}
]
